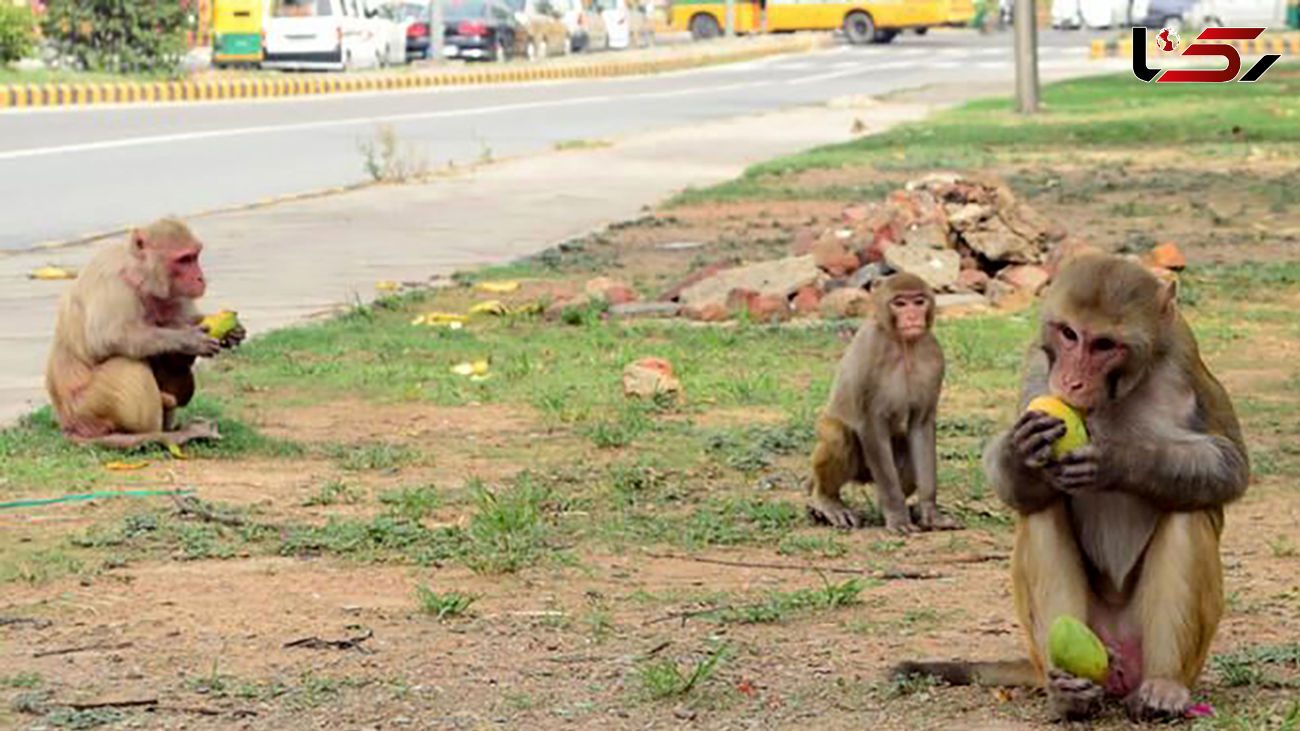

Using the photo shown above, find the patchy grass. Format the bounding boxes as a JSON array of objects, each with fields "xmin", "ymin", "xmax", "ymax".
[
  {"xmin": 636, "ymin": 643, "xmax": 730, "ymax": 700},
  {"xmin": 415, "ymin": 586, "xmax": 479, "ymax": 620},
  {"xmin": 2, "ymin": 66, "xmax": 1299, "ymax": 730},
  {"xmin": 691, "ymin": 67, "xmax": 1300, "ymax": 194}
]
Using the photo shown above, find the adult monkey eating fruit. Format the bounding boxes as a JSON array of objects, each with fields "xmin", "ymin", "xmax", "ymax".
[
  {"xmin": 806, "ymin": 272, "xmax": 958, "ymax": 534},
  {"xmin": 46, "ymin": 219, "xmax": 244, "ymax": 447},
  {"xmin": 896, "ymin": 253, "xmax": 1248, "ymax": 721}
]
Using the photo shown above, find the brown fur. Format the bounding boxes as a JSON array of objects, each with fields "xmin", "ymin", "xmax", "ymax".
[
  {"xmin": 923, "ymin": 253, "xmax": 1249, "ymax": 721},
  {"xmin": 806, "ymin": 273, "xmax": 954, "ymax": 533},
  {"xmin": 45, "ymin": 219, "xmax": 220, "ymax": 445}
]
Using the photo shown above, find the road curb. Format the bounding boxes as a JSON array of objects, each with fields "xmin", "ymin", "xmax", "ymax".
[
  {"xmin": 1088, "ymin": 31, "xmax": 1300, "ymax": 59},
  {"xmin": 0, "ymin": 37, "xmax": 826, "ymax": 110}
]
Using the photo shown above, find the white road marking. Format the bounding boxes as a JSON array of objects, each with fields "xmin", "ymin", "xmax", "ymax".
[
  {"xmin": 784, "ymin": 59, "xmax": 910, "ymax": 85},
  {"xmin": 0, "ymin": 80, "xmax": 780, "ymax": 161}
]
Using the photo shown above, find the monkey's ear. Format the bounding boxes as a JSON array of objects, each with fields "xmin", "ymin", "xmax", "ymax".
[
  {"xmin": 1156, "ymin": 277, "xmax": 1178, "ymax": 317},
  {"xmin": 130, "ymin": 229, "xmax": 148, "ymax": 255}
]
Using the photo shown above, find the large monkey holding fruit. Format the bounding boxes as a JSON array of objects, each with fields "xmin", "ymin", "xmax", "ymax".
[
  {"xmin": 807, "ymin": 272, "xmax": 958, "ymax": 534},
  {"xmin": 897, "ymin": 253, "xmax": 1248, "ymax": 721},
  {"xmin": 46, "ymin": 219, "xmax": 244, "ymax": 448}
]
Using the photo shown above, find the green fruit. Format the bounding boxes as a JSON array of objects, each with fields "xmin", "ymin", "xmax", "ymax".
[
  {"xmin": 1048, "ymin": 615, "xmax": 1109, "ymax": 683},
  {"xmin": 1026, "ymin": 395, "xmax": 1089, "ymax": 458},
  {"xmin": 200, "ymin": 310, "xmax": 240, "ymax": 340}
]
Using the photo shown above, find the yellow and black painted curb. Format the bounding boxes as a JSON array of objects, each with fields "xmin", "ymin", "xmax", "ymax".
[
  {"xmin": 0, "ymin": 37, "xmax": 825, "ymax": 110},
  {"xmin": 1089, "ymin": 31, "xmax": 1300, "ymax": 59}
]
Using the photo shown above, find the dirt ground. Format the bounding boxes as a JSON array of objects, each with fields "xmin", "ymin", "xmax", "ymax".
[{"xmin": 2, "ymin": 154, "xmax": 1298, "ymax": 730}]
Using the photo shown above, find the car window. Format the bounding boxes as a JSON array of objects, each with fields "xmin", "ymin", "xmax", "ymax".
[
  {"xmin": 446, "ymin": 0, "xmax": 490, "ymax": 17},
  {"xmin": 401, "ymin": 2, "xmax": 429, "ymax": 20},
  {"xmin": 273, "ymin": 0, "xmax": 334, "ymax": 17}
]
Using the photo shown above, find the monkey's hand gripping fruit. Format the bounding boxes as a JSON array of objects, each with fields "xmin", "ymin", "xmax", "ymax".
[
  {"xmin": 1026, "ymin": 395, "xmax": 1089, "ymax": 458},
  {"xmin": 200, "ymin": 310, "xmax": 241, "ymax": 343},
  {"xmin": 1048, "ymin": 615, "xmax": 1109, "ymax": 683}
]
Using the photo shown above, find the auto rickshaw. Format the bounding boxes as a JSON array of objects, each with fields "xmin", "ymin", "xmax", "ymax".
[{"xmin": 212, "ymin": 0, "xmax": 268, "ymax": 67}]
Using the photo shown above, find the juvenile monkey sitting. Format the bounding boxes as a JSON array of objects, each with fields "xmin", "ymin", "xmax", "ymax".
[{"xmin": 806, "ymin": 273, "xmax": 958, "ymax": 533}]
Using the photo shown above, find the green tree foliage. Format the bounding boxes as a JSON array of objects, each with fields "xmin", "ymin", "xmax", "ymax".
[
  {"xmin": 41, "ymin": 0, "xmax": 193, "ymax": 75},
  {"xmin": 0, "ymin": 3, "xmax": 37, "ymax": 65}
]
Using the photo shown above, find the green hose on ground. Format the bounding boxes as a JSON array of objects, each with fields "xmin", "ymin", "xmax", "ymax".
[{"xmin": 0, "ymin": 489, "xmax": 193, "ymax": 510}]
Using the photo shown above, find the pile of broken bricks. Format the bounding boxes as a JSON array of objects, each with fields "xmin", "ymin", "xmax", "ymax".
[{"xmin": 546, "ymin": 173, "xmax": 1188, "ymax": 324}]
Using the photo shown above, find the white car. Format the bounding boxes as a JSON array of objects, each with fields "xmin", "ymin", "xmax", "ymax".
[
  {"xmin": 265, "ymin": 0, "xmax": 407, "ymax": 71},
  {"xmin": 1186, "ymin": 0, "xmax": 1288, "ymax": 27}
]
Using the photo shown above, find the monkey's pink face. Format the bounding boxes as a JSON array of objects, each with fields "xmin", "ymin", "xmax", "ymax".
[
  {"xmin": 890, "ymin": 292, "xmax": 930, "ymax": 341},
  {"xmin": 1048, "ymin": 321, "xmax": 1126, "ymax": 410},
  {"xmin": 168, "ymin": 247, "xmax": 206, "ymax": 299}
]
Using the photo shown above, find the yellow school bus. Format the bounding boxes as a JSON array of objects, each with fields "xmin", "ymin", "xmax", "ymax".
[
  {"xmin": 212, "ymin": 0, "xmax": 269, "ymax": 67},
  {"xmin": 672, "ymin": 0, "xmax": 973, "ymax": 42}
]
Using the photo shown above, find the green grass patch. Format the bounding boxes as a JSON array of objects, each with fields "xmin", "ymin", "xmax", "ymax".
[
  {"xmin": 670, "ymin": 66, "xmax": 1300, "ymax": 206},
  {"xmin": 0, "ymin": 400, "xmax": 298, "ymax": 497},
  {"xmin": 302, "ymin": 480, "xmax": 364, "ymax": 507},
  {"xmin": 415, "ymin": 586, "xmax": 478, "ymax": 620},
  {"xmin": 462, "ymin": 474, "xmax": 555, "ymax": 574},
  {"xmin": 700, "ymin": 578, "xmax": 868, "ymax": 625},
  {"xmin": 1211, "ymin": 644, "xmax": 1300, "ymax": 689},
  {"xmin": 378, "ymin": 484, "xmax": 441, "ymax": 521},
  {"xmin": 636, "ymin": 643, "xmax": 730, "ymax": 700}
]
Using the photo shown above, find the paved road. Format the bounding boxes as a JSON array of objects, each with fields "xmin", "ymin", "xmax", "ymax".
[{"xmin": 0, "ymin": 31, "xmax": 1110, "ymax": 252}]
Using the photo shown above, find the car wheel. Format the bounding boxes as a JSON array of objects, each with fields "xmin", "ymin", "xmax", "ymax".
[
  {"xmin": 914, "ymin": 27, "xmax": 928, "ymax": 35},
  {"xmin": 872, "ymin": 28, "xmax": 897, "ymax": 43},
  {"xmin": 689, "ymin": 13, "xmax": 721, "ymax": 40},
  {"xmin": 843, "ymin": 10, "xmax": 874, "ymax": 44}
]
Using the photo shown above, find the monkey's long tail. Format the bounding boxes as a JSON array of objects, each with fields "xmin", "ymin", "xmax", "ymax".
[{"xmin": 892, "ymin": 659, "xmax": 1039, "ymax": 688}]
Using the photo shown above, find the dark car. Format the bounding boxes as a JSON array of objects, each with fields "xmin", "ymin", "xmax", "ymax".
[
  {"xmin": 402, "ymin": 2, "xmax": 434, "ymax": 60},
  {"xmin": 443, "ymin": 0, "xmax": 528, "ymax": 61},
  {"xmin": 1130, "ymin": 0, "xmax": 1197, "ymax": 30}
]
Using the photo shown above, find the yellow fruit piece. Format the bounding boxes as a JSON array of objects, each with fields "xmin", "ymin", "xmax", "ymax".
[
  {"xmin": 450, "ymin": 360, "xmax": 489, "ymax": 377},
  {"xmin": 28, "ymin": 266, "xmax": 76, "ymax": 281},
  {"xmin": 166, "ymin": 442, "xmax": 186, "ymax": 460},
  {"xmin": 1026, "ymin": 395, "xmax": 1089, "ymax": 458},
  {"xmin": 376, "ymin": 280, "xmax": 400, "ymax": 292},
  {"xmin": 200, "ymin": 310, "xmax": 241, "ymax": 340},
  {"xmin": 105, "ymin": 461, "xmax": 149, "ymax": 471},
  {"xmin": 412, "ymin": 312, "xmax": 468, "ymax": 326},
  {"xmin": 1048, "ymin": 615, "xmax": 1109, "ymax": 683},
  {"xmin": 469, "ymin": 300, "xmax": 508, "ymax": 315},
  {"xmin": 477, "ymin": 280, "xmax": 520, "ymax": 294}
]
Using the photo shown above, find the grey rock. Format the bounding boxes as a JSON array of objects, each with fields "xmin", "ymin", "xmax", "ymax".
[
  {"xmin": 677, "ymin": 255, "xmax": 822, "ymax": 308},
  {"xmin": 883, "ymin": 246, "xmax": 961, "ymax": 291},
  {"xmin": 610, "ymin": 302, "xmax": 683, "ymax": 319}
]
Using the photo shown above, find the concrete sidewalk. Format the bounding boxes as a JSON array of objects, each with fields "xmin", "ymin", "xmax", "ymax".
[{"xmin": 0, "ymin": 96, "xmax": 936, "ymax": 425}]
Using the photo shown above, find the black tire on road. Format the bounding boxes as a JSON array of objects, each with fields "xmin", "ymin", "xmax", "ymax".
[
  {"xmin": 872, "ymin": 28, "xmax": 898, "ymax": 43},
  {"xmin": 913, "ymin": 27, "xmax": 928, "ymax": 35},
  {"xmin": 690, "ymin": 13, "xmax": 722, "ymax": 40},
  {"xmin": 843, "ymin": 11, "xmax": 875, "ymax": 45}
]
